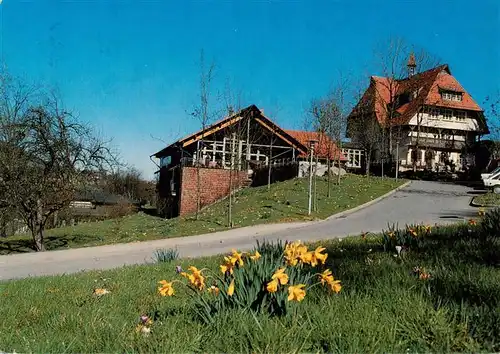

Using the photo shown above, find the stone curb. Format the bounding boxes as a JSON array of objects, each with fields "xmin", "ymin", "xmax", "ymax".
[{"xmin": 326, "ymin": 180, "xmax": 412, "ymax": 221}]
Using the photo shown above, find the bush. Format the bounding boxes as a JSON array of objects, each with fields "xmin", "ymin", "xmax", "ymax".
[
  {"xmin": 154, "ymin": 248, "xmax": 179, "ymax": 263},
  {"xmin": 157, "ymin": 241, "xmax": 342, "ymax": 324},
  {"xmin": 381, "ymin": 223, "xmax": 432, "ymax": 252}
]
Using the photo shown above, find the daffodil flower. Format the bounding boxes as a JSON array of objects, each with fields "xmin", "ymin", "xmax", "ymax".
[
  {"xmin": 287, "ymin": 284, "xmax": 306, "ymax": 302},
  {"xmin": 249, "ymin": 251, "xmax": 261, "ymax": 261},
  {"xmin": 158, "ymin": 280, "xmax": 175, "ymax": 296},
  {"xmin": 227, "ymin": 279, "xmax": 235, "ymax": 296},
  {"xmin": 266, "ymin": 279, "xmax": 278, "ymax": 293},
  {"xmin": 271, "ymin": 268, "xmax": 289, "ymax": 285}
]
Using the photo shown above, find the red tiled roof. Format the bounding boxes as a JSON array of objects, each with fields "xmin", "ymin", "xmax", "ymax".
[
  {"xmin": 353, "ymin": 64, "xmax": 484, "ymax": 128},
  {"xmin": 285, "ymin": 130, "xmax": 347, "ymax": 161}
]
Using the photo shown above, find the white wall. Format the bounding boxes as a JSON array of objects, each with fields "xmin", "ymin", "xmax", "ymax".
[{"xmin": 407, "ymin": 112, "xmax": 481, "ymax": 132}]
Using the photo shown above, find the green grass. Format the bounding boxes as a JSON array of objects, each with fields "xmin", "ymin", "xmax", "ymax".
[
  {"xmin": 0, "ymin": 174, "xmax": 404, "ymax": 254},
  {"xmin": 473, "ymin": 192, "xmax": 500, "ymax": 206},
  {"xmin": 1, "ymin": 222, "xmax": 499, "ymax": 352}
]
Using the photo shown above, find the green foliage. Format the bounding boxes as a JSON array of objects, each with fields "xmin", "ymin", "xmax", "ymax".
[
  {"xmin": 480, "ymin": 207, "xmax": 500, "ymax": 238},
  {"xmin": 381, "ymin": 223, "xmax": 431, "ymax": 251},
  {"xmin": 153, "ymin": 248, "xmax": 179, "ymax": 263},
  {"xmin": 255, "ymin": 239, "xmax": 285, "ymax": 259},
  {"xmin": 473, "ymin": 192, "xmax": 500, "ymax": 207},
  {"xmin": 0, "ymin": 174, "xmax": 405, "ymax": 254},
  {"xmin": 189, "ymin": 242, "xmax": 321, "ymax": 324},
  {"xmin": 2, "ymin": 223, "xmax": 499, "ymax": 352}
]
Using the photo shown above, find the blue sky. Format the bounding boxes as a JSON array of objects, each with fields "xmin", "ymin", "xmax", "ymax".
[{"xmin": 1, "ymin": 0, "xmax": 499, "ymax": 178}]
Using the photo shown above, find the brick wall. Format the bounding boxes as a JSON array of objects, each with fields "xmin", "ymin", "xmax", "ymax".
[{"xmin": 179, "ymin": 167, "xmax": 249, "ymax": 216}]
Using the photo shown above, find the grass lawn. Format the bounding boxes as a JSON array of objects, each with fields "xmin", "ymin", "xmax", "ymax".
[
  {"xmin": 0, "ymin": 220, "xmax": 499, "ymax": 352},
  {"xmin": 0, "ymin": 174, "xmax": 404, "ymax": 254},
  {"xmin": 473, "ymin": 192, "xmax": 500, "ymax": 207}
]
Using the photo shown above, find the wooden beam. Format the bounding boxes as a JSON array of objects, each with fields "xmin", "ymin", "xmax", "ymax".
[{"xmin": 182, "ymin": 116, "xmax": 243, "ymax": 148}]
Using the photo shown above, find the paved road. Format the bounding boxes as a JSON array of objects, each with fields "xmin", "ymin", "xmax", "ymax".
[{"xmin": 0, "ymin": 181, "xmax": 478, "ymax": 280}]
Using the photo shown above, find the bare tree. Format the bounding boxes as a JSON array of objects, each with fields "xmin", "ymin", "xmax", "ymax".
[
  {"xmin": 222, "ymin": 82, "xmax": 244, "ymax": 228},
  {"xmin": 484, "ymin": 92, "xmax": 500, "ymax": 159},
  {"xmin": 329, "ymin": 76, "xmax": 350, "ymax": 185},
  {"xmin": 190, "ymin": 50, "xmax": 216, "ymax": 220},
  {"xmin": 308, "ymin": 80, "xmax": 349, "ymax": 197},
  {"xmin": 372, "ymin": 37, "xmax": 441, "ymax": 173},
  {"xmin": 347, "ymin": 81, "xmax": 383, "ymax": 176},
  {"xmin": 105, "ymin": 167, "xmax": 155, "ymax": 204},
  {"xmin": 0, "ymin": 72, "xmax": 117, "ymax": 251}
]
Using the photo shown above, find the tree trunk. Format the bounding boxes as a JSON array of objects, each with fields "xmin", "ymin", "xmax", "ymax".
[
  {"xmin": 327, "ymin": 160, "xmax": 331, "ymax": 198},
  {"xmin": 196, "ymin": 161, "xmax": 201, "ymax": 220},
  {"xmin": 313, "ymin": 156, "xmax": 318, "ymax": 212},
  {"xmin": 365, "ymin": 150, "xmax": 372, "ymax": 176},
  {"xmin": 228, "ymin": 134, "xmax": 236, "ymax": 228},
  {"xmin": 267, "ymin": 141, "xmax": 273, "ymax": 190},
  {"xmin": 228, "ymin": 168, "xmax": 233, "ymax": 228},
  {"xmin": 336, "ymin": 141, "xmax": 342, "ymax": 186},
  {"xmin": 33, "ymin": 199, "xmax": 46, "ymax": 251},
  {"xmin": 0, "ymin": 219, "xmax": 7, "ymax": 238}
]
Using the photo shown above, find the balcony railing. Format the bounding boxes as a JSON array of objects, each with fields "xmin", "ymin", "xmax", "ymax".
[{"xmin": 409, "ymin": 137, "xmax": 465, "ymax": 150}]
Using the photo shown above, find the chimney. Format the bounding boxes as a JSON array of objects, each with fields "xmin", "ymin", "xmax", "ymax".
[{"xmin": 407, "ymin": 52, "xmax": 416, "ymax": 77}]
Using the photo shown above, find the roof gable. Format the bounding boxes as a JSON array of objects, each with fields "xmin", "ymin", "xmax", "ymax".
[
  {"xmin": 153, "ymin": 105, "xmax": 308, "ymax": 157},
  {"xmin": 350, "ymin": 64, "xmax": 484, "ymax": 128},
  {"xmin": 285, "ymin": 130, "xmax": 347, "ymax": 161}
]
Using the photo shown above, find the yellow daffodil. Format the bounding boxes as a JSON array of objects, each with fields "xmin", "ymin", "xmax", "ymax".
[
  {"xmin": 318, "ymin": 269, "xmax": 342, "ymax": 293},
  {"xmin": 230, "ymin": 249, "xmax": 244, "ymax": 267},
  {"xmin": 319, "ymin": 269, "xmax": 334, "ymax": 285},
  {"xmin": 419, "ymin": 272, "xmax": 430, "ymax": 280},
  {"xmin": 272, "ymin": 267, "xmax": 289, "ymax": 285},
  {"xmin": 284, "ymin": 252, "xmax": 299, "ymax": 266},
  {"xmin": 408, "ymin": 228, "xmax": 417, "ymax": 237},
  {"xmin": 287, "ymin": 284, "xmax": 306, "ymax": 302},
  {"xmin": 425, "ymin": 225, "xmax": 432, "ymax": 233},
  {"xmin": 266, "ymin": 279, "xmax": 278, "ymax": 293},
  {"xmin": 93, "ymin": 288, "xmax": 110, "ymax": 296},
  {"xmin": 284, "ymin": 241, "xmax": 310, "ymax": 266},
  {"xmin": 208, "ymin": 285, "xmax": 220, "ymax": 296},
  {"xmin": 227, "ymin": 279, "xmax": 235, "ymax": 296},
  {"xmin": 158, "ymin": 280, "xmax": 175, "ymax": 296},
  {"xmin": 310, "ymin": 246, "xmax": 328, "ymax": 267},
  {"xmin": 181, "ymin": 266, "xmax": 205, "ymax": 290},
  {"xmin": 387, "ymin": 231, "xmax": 395, "ymax": 239},
  {"xmin": 250, "ymin": 251, "xmax": 261, "ymax": 261},
  {"xmin": 327, "ymin": 279, "xmax": 342, "ymax": 293},
  {"xmin": 220, "ymin": 256, "xmax": 235, "ymax": 275},
  {"xmin": 135, "ymin": 324, "xmax": 151, "ymax": 336},
  {"xmin": 478, "ymin": 208, "xmax": 485, "ymax": 217}
]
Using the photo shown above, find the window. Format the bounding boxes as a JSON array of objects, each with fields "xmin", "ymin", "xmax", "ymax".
[
  {"xmin": 441, "ymin": 91, "xmax": 462, "ymax": 101},
  {"xmin": 429, "ymin": 108, "xmax": 440, "ymax": 119},
  {"xmin": 456, "ymin": 111, "xmax": 466, "ymax": 121},
  {"xmin": 160, "ymin": 156, "xmax": 172, "ymax": 168},
  {"xmin": 443, "ymin": 110, "xmax": 453, "ymax": 120}
]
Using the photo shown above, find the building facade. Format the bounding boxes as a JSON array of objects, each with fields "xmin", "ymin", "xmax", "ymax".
[
  {"xmin": 152, "ymin": 105, "xmax": 346, "ymax": 217},
  {"xmin": 348, "ymin": 56, "xmax": 489, "ymax": 173}
]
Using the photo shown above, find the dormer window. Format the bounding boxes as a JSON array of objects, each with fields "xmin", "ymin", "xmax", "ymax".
[{"xmin": 441, "ymin": 91, "xmax": 463, "ymax": 102}]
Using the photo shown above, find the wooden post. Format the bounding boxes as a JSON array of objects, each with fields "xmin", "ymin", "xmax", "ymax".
[
  {"xmin": 246, "ymin": 116, "xmax": 251, "ymax": 161},
  {"xmin": 231, "ymin": 133, "xmax": 236, "ymax": 169},
  {"xmin": 238, "ymin": 140, "xmax": 243, "ymax": 170},
  {"xmin": 222, "ymin": 137, "xmax": 227, "ymax": 168}
]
